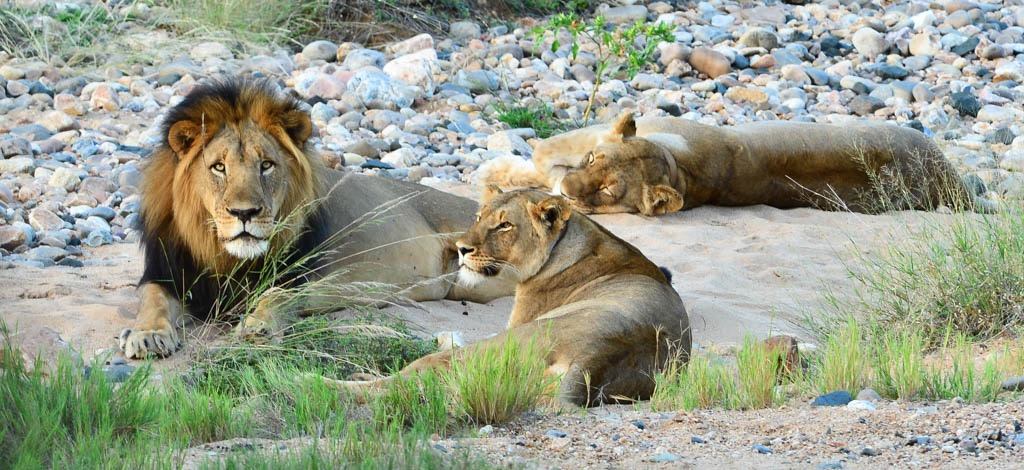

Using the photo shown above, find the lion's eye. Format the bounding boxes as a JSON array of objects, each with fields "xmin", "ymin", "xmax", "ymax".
[
  {"xmin": 496, "ymin": 221, "xmax": 513, "ymax": 231},
  {"xmin": 260, "ymin": 160, "xmax": 275, "ymax": 172},
  {"xmin": 601, "ymin": 186, "xmax": 615, "ymax": 196},
  {"xmin": 587, "ymin": 152, "xmax": 596, "ymax": 166},
  {"xmin": 210, "ymin": 162, "xmax": 225, "ymax": 174}
]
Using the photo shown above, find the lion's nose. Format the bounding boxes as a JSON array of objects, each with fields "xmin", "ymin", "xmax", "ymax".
[
  {"xmin": 457, "ymin": 244, "xmax": 475, "ymax": 256},
  {"xmin": 227, "ymin": 206, "xmax": 262, "ymax": 223}
]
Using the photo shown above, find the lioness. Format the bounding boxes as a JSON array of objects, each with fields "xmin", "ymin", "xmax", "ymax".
[
  {"xmin": 324, "ymin": 188, "xmax": 691, "ymax": 406},
  {"xmin": 482, "ymin": 113, "xmax": 978, "ymax": 215},
  {"xmin": 118, "ymin": 79, "xmax": 512, "ymax": 359}
]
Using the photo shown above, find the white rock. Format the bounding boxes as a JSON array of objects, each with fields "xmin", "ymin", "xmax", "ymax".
[
  {"xmin": 48, "ymin": 167, "xmax": 79, "ymax": 191},
  {"xmin": 909, "ymin": 33, "xmax": 939, "ymax": 56},
  {"xmin": 847, "ymin": 400, "xmax": 877, "ymax": 411},
  {"xmin": 190, "ymin": 42, "xmax": 233, "ymax": 60},
  {"xmin": 852, "ymin": 28, "xmax": 889, "ymax": 57},
  {"xmin": 382, "ymin": 48, "xmax": 439, "ymax": 95},
  {"xmin": 302, "ymin": 40, "xmax": 338, "ymax": 62},
  {"xmin": 381, "ymin": 148, "xmax": 417, "ymax": 168}
]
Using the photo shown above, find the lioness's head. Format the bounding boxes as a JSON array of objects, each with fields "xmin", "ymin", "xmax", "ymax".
[
  {"xmin": 142, "ymin": 79, "xmax": 318, "ymax": 268},
  {"xmin": 558, "ymin": 113, "xmax": 684, "ymax": 216},
  {"xmin": 456, "ymin": 187, "xmax": 572, "ymax": 285}
]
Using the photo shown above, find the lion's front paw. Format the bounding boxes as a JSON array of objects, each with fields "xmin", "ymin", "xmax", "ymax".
[{"xmin": 118, "ymin": 326, "xmax": 180, "ymax": 359}]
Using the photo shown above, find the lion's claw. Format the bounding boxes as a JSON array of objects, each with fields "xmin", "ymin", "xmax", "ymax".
[{"xmin": 118, "ymin": 327, "xmax": 180, "ymax": 359}]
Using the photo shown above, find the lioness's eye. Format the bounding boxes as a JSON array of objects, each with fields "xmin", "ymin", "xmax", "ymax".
[
  {"xmin": 587, "ymin": 152, "xmax": 595, "ymax": 166},
  {"xmin": 497, "ymin": 221, "xmax": 513, "ymax": 230},
  {"xmin": 260, "ymin": 160, "xmax": 275, "ymax": 172},
  {"xmin": 601, "ymin": 186, "xmax": 615, "ymax": 196},
  {"xmin": 210, "ymin": 162, "xmax": 225, "ymax": 174}
]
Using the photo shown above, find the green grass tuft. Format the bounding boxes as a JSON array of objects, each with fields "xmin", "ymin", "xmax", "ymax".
[
  {"xmin": 446, "ymin": 334, "xmax": 555, "ymax": 424},
  {"xmin": 493, "ymin": 101, "xmax": 564, "ymax": 139},
  {"xmin": 736, "ymin": 336, "xmax": 783, "ymax": 409},
  {"xmin": 651, "ymin": 354, "xmax": 735, "ymax": 411},
  {"xmin": 816, "ymin": 317, "xmax": 868, "ymax": 394}
]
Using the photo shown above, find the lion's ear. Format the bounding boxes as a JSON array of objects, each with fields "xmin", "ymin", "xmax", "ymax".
[
  {"xmin": 278, "ymin": 110, "xmax": 313, "ymax": 147},
  {"xmin": 641, "ymin": 184, "xmax": 683, "ymax": 216},
  {"xmin": 481, "ymin": 184, "xmax": 504, "ymax": 205},
  {"xmin": 528, "ymin": 196, "xmax": 571, "ymax": 231},
  {"xmin": 168, "ymin": 120, "xmax": 203, "ymax": 157},
  {"xmin": 607, "ymin": 112, "xmax": 637, "ymax": 142}
]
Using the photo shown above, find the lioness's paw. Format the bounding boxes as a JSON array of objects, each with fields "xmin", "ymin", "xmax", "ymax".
[
  {"xmin": 118, "ymin": 327, "xmax": 180, "ymax": 359},
  {"xmin": 235, "ymin": 314, "xmax": 274, "ymax": 341}
]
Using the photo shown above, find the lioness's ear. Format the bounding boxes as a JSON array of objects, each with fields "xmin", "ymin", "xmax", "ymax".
[
  {"xmin": 641, "ymin": 184, "xmax": 683, "ymax": 216},
  {"xmin": 481, "ymin": 184, "xmax": 503, "ymax": 205},
  {"xmin": 608, "ymin": 112, "xmax": 637, "ymax": 142},
  {"xmin": 528, "ymin": 196, "xmax": 571, "ymax": 231},
  {"xmin": 167, "ymin": 120, "xmax": 203, "ymax": 157},
  {"xmin": 277, "ymin": 110, "xmax": 313, "ymax": 147}
]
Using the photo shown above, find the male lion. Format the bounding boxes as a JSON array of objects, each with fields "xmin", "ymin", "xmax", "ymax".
[
  {"xmin": 323, "ymin": 188, "xmax": 691, "ymax": 406},
  {"xmin": 482, "ymin": 113, "xmax": 980, "ymax": 215},
  {"xmin": 118, "ymin": 79, "xmax": 512, "ymax": 359}
]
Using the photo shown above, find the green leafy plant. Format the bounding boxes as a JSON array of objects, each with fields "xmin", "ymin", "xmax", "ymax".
[
  {"xmin": 535, "ymin": 14, "xmax": 674, "ymax": 123},
  {"xmin": 493, "ymin": 100, "xmax": 563, "ymax": 138}
]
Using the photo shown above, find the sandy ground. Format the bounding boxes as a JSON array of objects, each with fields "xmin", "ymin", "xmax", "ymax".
[{"xmin": 0, "ymin": 181, "xmax": 935, "ymax": 369}]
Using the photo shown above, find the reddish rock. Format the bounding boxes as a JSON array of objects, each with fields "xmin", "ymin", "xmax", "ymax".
[
  {"xmin": 688, "ymin": 47, "xmax": 732, "ymax": 78},
  {"xmin": 765, "ymin": 335, "xmax": 800, "ymax": 381}
]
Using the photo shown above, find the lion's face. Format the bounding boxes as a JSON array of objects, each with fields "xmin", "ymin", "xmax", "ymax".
[
  {"xmin": 559, "ymin": 139, "xmax": 684, "ymax": 216},
  {"xmin": 456, "ymin": 188, "xmax": 571, "ymax": 285},
  {"xmin": 151, "ymin": 80, "xmax": 317, "ymax": 267},
  {"xmin": 186, "ymin": 122, "xmax": 295, "ymax": 259}
]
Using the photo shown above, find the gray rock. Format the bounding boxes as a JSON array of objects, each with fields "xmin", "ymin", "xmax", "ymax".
[
  {"xmin": 309, "ymin": 102, "xmax": 338, "ymax": 123},
  {"xmin": 347, "ymin": 68, "xmax": 415, "ymax": 109},
  {"xmin": 902, "ymin": 55, "xmax": 931, "ymax": 71},
  {"xmin": 302, "ymin": 40, "xmax": 338, "ymax": 62},
  {"xmin": 630, "ymin": 73, "xmax": 665, "ymax": 91},
  {"xmin": 847, "ymin": 400, "xmax": 876, "ymax": 411},
  {"xmin": 753, "ymin": 444, "xmax": 773, "ymax": 454},
  {"xmin": 343, "ymin": 49, "xmax": 386, "ymax": 69},
  {"xmin": 48, "ymin": 167, "xmax": 80, "ymax": 191},
  {"xmin": 912, "ymin": 83, "xmax": 934, "ymax": 103},
  {"xmin": 978, "ymin": 106, "xmax": 1016, "ymax": 123},
  {"xmin": 83, "ymin": 229, "xmax": 113, "ymax": 247},
  {"xmin": 950, "ymin": 91, "xmax": 981, "ymax": 117},
  {"xmin": 544, "ymin": 429, "xmax": 568, "ymax": 438},
  {"xmin": 0, "ymin": 136, "xmax": 32, "ymax": 157},
  {"xmin": 855, "ymin": 388, "xmax": 882, "ymax": 401},
  {"xmin": 26, "ymin": 245, "xmax": 68, "ymax": 262},
  {"xmin": 1003, "ymin": 374, "xmax": 1024, "ymax": 393},
  {"xmin": 487, "ymin": 131, "xmax": 532, "ymax": 157},
  {"xmin": 849, "ymin": 95, "xmax": 884, "ymax": 116},
  {"xmin": 453, "ymin": 70, "xmax": 499, "ymax": 94},
  {"xmin": 738, "ymin": 28, "xmax": 780, "ymax": 50},
  {"xmin": 190, "ymin": 41, "xmax": 232, "ymax": 60},
  {"xmin": 386, "ymin": 33, "xmax": 433, "ymax": 57},
  {"xmin": 10, "ymin": 124, "xmax": 52, "ymax": 141},
  {"xmin": 817, "ymin": 461, "xmax": 843, "ymax": 470},
  {"xmin": 449, "ymin": 21, "xmax": 481, "ymax": 41},
  {"xmin": 89, "ymin": 206, "xmax": 117, "ymax": 221}
]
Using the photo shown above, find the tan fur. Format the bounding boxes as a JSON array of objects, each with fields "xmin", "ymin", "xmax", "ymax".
[
  {"xmin": 119, "ymin": 80, "xmax": 513, "ymax": 359},
  {"xmin": 322, "ymin": 189, "xmax": 691, "ymax": 406},
  {"xmin": 489, "ymin": 113, "xmax": 976, "ymax": 215}
]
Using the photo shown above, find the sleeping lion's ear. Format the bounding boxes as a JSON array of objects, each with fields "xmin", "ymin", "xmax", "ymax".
[
  {"xmin": 167, "ymin": 120, "xmax": 203, "ymax": 157},
  {"xmin": 277, "ymin": 110, "xmax": 313, "ymax": 147},
  {"xmin": 528, "ymin": 196, "xmax": 571, "ymax": 231},
  {"xmin": 641, "ymin": 184, "xmax": 683, "ymax": 216},
  {"xmin": 481, "ymin": 184, "xmax": 503, "ymax": 205},
  {"xmin": 608, "ymin": 112, "xmax": 637, "ymax": 141}
]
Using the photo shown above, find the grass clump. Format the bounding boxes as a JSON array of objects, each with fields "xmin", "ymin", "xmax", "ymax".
[
  {"xmin": 446, "ymin": 334, "xmax": 555, "ymax": 424},
  {"xmin": 651, "ymin": 354, "xmax": 735, "ymax": 411},
  {"xmin": 493, "ymin": 101, "xmax": 564, "ymax": 139},
  {"xmin": 816, "ymin": 317, "xmax": 867, "ymax": 394},
  {"xmin": 187, "ymin": 316, "xmax": 437, "ymax": 397},
  {"xmin": 372, "ymin": 370, "xmax": 450, "ymax": 436},
  {"xmin": 162, "ymin": 0, "xmax": 324, "ymax": 48},
  {"xmin": 870, "ymin": 329, "xmax": 925, "ymax": 400},
  {"xmin": 0, "ymin": 3, "xmax": 124, "ymax": 65},
  {"xmin": 833, "ymin": 208, "xmax": 1024, "ymax": 346},
  {"xmin": 736, "ymin": 336, "xmax": 784, "ymax": 409}
]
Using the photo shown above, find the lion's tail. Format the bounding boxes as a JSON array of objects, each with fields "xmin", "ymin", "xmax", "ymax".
[{"xmin": 473, "ymin": 155, "xmax": 549, "ymax": 189}]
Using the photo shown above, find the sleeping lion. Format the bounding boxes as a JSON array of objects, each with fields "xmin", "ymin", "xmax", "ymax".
[
  {"xmin": 481, "ymin": 113, "xmax": 981, "ymax": 215},
  {"xmin": 322, "ymin": 188, "xmax": 691, "ymax": 406},
  {"xmin": 118, "ymin": 79, "xmax": 513, "ymax": 359}
]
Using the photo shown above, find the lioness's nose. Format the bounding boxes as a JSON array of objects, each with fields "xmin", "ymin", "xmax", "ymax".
[
  {"xmin": 227, "ymin": 206, "xmax": 262, "ymax": 223},
  {"xmin": 457, "ymin": 244, "xmax": 474, "ymax": 256}
]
